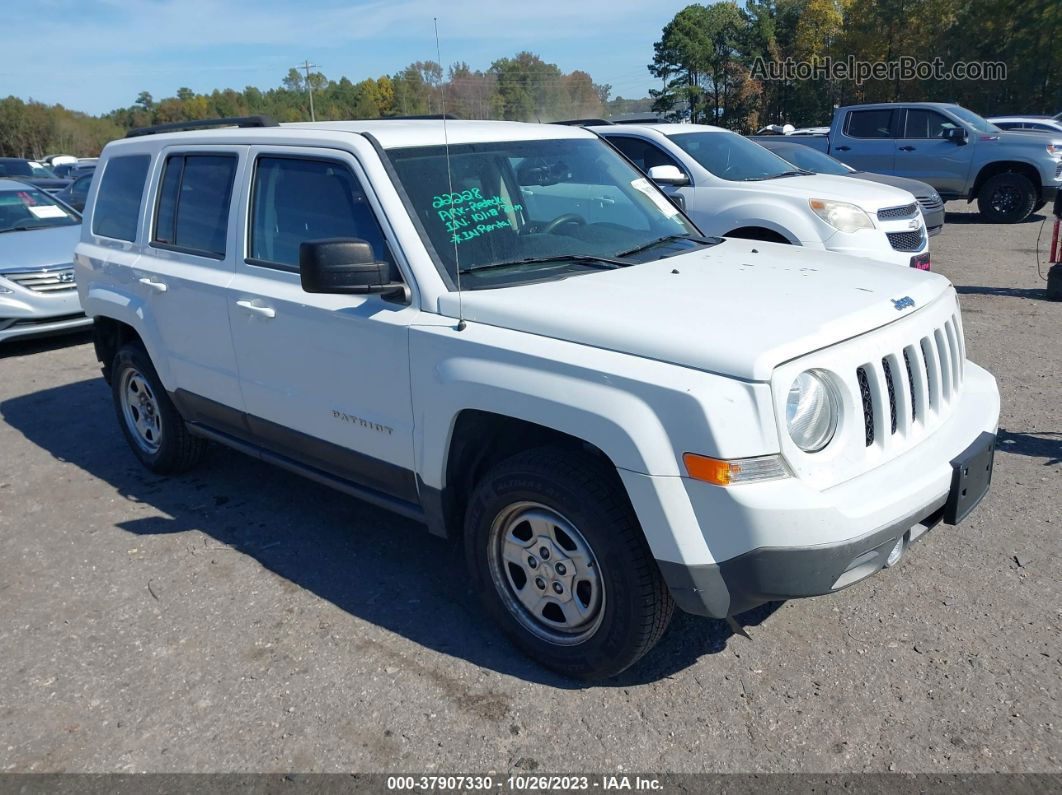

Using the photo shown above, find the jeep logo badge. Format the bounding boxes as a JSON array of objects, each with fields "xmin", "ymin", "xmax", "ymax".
[{"xmin": 892, "ymin": 296, "xmax": 915, "ymax": 311}]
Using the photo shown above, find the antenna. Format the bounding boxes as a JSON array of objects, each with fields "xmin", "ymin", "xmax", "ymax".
[{"xmin": 435, "ymin": 17, "xmax": 465, "ymax": 331}]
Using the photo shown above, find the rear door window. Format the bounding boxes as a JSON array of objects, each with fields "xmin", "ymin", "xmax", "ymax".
[
  {"xmin": 845, "ymin": 110, "xmax": 896, "ymax": 139},
  {"xmin": 152, "ymin": 154, "xmax": 238, "ymax": 258},
  {"xmin": 92, "ymin": 154, "xmax": 151, "ymax": 241}
]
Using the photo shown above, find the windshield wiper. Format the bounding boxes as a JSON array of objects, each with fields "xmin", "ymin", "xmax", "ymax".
[
  {"xmin": 744, "ymin": 169, "xmax": 813, "ymax": 181},
  {"xmin": 614, "ymin": 234, "xmax": 715, "ymax": 258},
  {"xmin": 0, "ymin": 225, "xmax": 46, "ymax": 233},
  {"xmin": 458, "ymin": 254, "xmax": 630, "ymax": 275}
]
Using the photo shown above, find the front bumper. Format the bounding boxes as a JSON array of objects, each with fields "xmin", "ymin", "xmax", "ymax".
[
  {"xmin": 659, "ymin": 495, "xmax": 947, "ymax": 617},
  {"xmin": 0, "ymin": 312, "xmax": 92, "ymax": 343},
  {"xmin": 641, "ymin": 362, "xmax": 1000, "ymax": 618},
  {"xmin": 0, "ymin": 271, "xmax": 89, "ymax": 343},
  {"xmin": 820, "ymin": 227, "xmax": 929, "ymax": 269}
]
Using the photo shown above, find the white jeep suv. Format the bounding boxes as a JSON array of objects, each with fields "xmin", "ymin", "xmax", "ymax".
[
  {"xmin": 589, "ymin": 123, "xmax": 932, "ymax": 270},
  {"xmin": 76, "ymin": 116, "xmax": 998, "ymax": 679}
]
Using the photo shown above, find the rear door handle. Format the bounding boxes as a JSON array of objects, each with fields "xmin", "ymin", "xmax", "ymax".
[
  {"xmin": 899, "ymin": 145, "xmax": 916, "ymax": 151},
  {"xmin": 236, "ymin": 300, "xmax": 276, "ymax": 319},
  {"xmin": 834, "ymin": 145, "xmax": 850, "ymax": 151},
  {"xmin": 138, "ymin": 277, "xmax": 167, "ymax": 293}
]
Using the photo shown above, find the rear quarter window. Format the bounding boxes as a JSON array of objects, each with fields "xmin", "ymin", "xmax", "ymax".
[{"xmin": 92, "ymin": 155, "xmax": 151, "ymax": 241}]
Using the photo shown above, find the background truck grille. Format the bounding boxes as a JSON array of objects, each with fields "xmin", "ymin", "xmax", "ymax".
[
  {"xmin": 877, "ymin": 202, "xmax": 918, "ymax": 221},
  {"xmin": 886, "ymin": 229, "xmax": 925, "ymax": 252},
  {"xmin": 857, "ymin": 311, "xmax": 965, "ymax": 448},
  {"xmin": 3, "ymin": 267, "xmax": 77, "ymax": 293}
]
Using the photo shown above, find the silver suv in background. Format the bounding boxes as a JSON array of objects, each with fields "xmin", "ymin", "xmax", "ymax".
[{"xmin": 0, "ymin": 179, "xmax": 90, "ymax": 343}]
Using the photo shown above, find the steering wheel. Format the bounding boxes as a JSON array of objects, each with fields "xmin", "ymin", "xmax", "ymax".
[{"xmin": 542, "ymin": 213, "xmax": 587, "ymax": 235}]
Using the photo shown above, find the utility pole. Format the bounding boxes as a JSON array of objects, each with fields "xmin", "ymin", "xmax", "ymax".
[{"xmin": 295, "ymin": 59, "xmax": 319, "ymax": 122}]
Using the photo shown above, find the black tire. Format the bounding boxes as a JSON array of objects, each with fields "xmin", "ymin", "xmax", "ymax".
[
  {"xmin": 464, "ymin": 447, "xmax": 673, "ymax": 680},
  {"xmin": 111, "ymin": 343, "xmax": 206, "ymax": 474},
  {"xmin": 976, "ymin": 172, "xmax": 1036, "ymax": 223},
  {"xmin": 1031, "ymin": 199, "xmax": 1046, "ymax": 215}
]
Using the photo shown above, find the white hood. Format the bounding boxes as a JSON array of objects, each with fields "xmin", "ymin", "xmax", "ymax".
[
  {"xmin": 736, "ymin": 173, "xmax": 918, "ymax": 211},
  {"xmin": 438, "ymin": 239, "xmax": 953, "ymax": 381}
]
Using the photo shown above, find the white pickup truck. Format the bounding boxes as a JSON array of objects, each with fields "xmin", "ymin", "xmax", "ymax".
[{"xmin": 75, "ymin": 116, "xmax": 999, "ymax": 679}]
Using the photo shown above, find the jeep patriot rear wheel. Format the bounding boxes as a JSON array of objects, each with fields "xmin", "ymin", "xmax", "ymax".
[
  {"xmin": 111, "ymin": 344, "xmax": 206, "ymax": 474},
  {"xmin": 465, "ymin": 448, "xmax": 673, "ymax": 679}
]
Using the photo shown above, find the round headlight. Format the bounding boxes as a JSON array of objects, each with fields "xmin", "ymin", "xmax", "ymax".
[{"xmin": 786, "ymin": 370, "xmax": 839, "ymax": 452}]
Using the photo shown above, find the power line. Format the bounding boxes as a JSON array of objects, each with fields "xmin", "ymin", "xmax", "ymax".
[{"xmin": 294, "ymin": 59, "xmax": 319, "ymax": 121}]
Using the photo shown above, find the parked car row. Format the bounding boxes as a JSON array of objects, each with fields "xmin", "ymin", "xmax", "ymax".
[{"xmin": 748, "ymin": 102, "xmax": 1062, "ymax": 223}]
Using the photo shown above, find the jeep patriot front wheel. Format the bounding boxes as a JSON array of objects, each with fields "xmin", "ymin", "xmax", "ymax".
[{"xmin": 465, "ymin": 448, "xmax": 673, "ymax": 679}]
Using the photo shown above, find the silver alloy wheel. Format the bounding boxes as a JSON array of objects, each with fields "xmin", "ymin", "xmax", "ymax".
[
  {"xmin": 487, "ymin": 501, "xmax": 605, "ymax": 646},
  {"xmin": 119, "ymin": 367, "xmax": 163, "ymax": 454}
]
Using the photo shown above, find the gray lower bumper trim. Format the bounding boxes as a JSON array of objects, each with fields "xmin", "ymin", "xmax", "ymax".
[{"xmin": 658, "ymin": 495, "xmax": 947, "ymax": 618}]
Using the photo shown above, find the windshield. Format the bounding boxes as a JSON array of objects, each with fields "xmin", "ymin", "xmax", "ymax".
[
  {"xmin": 767, "ymin": 144, "xmax": 853, "ymax": 175},
  {"xmin": 0, "ymin": 187, "xmax": 80, "ymax": 232},
  {"xmin": 670, "ymin": 131, "xmax": 807, "ymax": 181},
  {"xmin": 386, "ymin": 137, "xmax": 705, "ymax": 289},
  {"xmin": 947, "ymin": 106, "xmax": 999, "ymax": 134}
]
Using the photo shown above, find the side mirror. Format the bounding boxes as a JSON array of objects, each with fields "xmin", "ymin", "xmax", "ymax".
[
  {"xmin": 647, "ymin": 165, "xmax": 690, "ymax": 186},
  {"xmin": 943, "ymin": 127, "xmax": 967, "ymax": 145},
  {"xmin": 299, "ymin": 238, "xmax": 403, "ymax": 295}
]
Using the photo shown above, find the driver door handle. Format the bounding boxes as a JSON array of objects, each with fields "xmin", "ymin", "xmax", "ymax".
[
  {"xmin": 138, "ymin": 277, "xmax": 167, "ymax": 293},
  {"xmin": 899, "ymin": 145, "xmax": 916, "ymax": 151},
  {"xmin": 235, "ymin": 300, "xmax": 276, "ymax": 319},
  {"xmin": 834, "ymin": 145, "xmax": 850, "ymax": 151}
]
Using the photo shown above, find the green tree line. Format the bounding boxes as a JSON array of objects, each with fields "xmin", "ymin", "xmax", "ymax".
[
  {"xmin": 650, "ymin": 0, "xmax": 1061, "ymax": 130},
  {"xmin": 1, "ymin": 51, "xmax": 631, "ymax": 158}
]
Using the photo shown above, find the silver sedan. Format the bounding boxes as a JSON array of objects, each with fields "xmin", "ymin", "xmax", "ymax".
[{"xmin": 0, "ymin": 178, "xmax": 91, "ymax": 344}]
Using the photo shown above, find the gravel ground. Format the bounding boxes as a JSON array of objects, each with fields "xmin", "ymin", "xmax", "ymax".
[{"xmin": 0, "ymin": 202, "xmax": 1059, "ymax": 774}]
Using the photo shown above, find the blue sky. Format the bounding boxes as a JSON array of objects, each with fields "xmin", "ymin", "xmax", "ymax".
[{"xmin": 2, "ymin": 0, "xmax": 692, "ymax": 115}]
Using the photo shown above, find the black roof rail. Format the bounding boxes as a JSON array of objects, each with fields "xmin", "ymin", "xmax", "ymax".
[
  {"xmin": 380, "ymin": 113, "xmax": 462, "ymax": 121},
  {"xmin": 125, "ymin": 115, "xmax": 279, "ymax": 138},
  {"xmin": 552, "ymin": 118, "xmax": 613, "ymax": 126},
  {"xmin": 610, "ymin": 115, "xmax": 667, "ymax": 125}
]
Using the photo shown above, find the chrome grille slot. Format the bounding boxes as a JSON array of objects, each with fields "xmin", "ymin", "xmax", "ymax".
[
  {"xmin": 920, "ymin": 337, "xmax": 940, "ymax": 411},
  {"xmin": 882, "ymin": 357, "xmax": 897, "ymax": 435},
  {"xmin": 935, "ymin": 328, "xmax": 953, "ymax": 401},
  {"xmin": 944, "ymin": 317, "xmax": 962, "ymax": 385},
  {"xmin": 903, "ymin": 345, "xmax": 926, "ymax": 423},
  {"xmin": 4, "ymin": 267, "xmax": 77, "ymax": 293},
  {"xmin": 857, "ymin": 366, "xmax": 874, "ymax": 446},
  {"xmin": 917, "ymin": 195, "xmax": 943, "ymax": 212}
]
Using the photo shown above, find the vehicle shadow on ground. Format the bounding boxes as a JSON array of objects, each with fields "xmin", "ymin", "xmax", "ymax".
[
  {"xmin": 997, "ymin": 428, "xmax": 1062, "ymax": 466},
  {"xmin": 955, "ymin": 285, "xmax": 1049, "ymax": 300},
  {"xmin": 0, "ymin": 377, "xmax": 779, "ymax": 688},
  {"xmin": 0, "ymin": 330, "xmax": 93, "ymax": 359}
]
